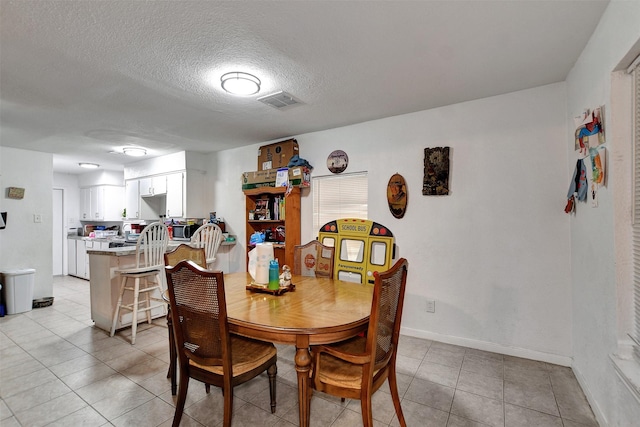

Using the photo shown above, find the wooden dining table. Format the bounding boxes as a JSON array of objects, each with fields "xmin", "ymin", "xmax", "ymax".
[{"xmin": 222, "ymin": 272, "xmax": 374, "ymax": 427}]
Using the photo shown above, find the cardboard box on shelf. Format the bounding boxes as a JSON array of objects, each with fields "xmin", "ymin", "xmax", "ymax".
[
  {"xmin": 242, "ymin": 166, "xmax": 310, "ymax": 190},
  {"xmin": 257, "ymin": 139, "xmax": 299, "ymax": 171}
]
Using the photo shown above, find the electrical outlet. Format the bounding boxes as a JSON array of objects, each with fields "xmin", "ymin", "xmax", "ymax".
[
  {"xmin": 426, "ymin": 299, "xmax": 435, "ymax": 313},
  {"xmin": 34, "ymin": 214, "xmax": 42, "ymax": 223}
]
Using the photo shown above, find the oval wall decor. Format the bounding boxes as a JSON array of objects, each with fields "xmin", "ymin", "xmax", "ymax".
[
  {"xmin": 387, "ymin": 173, "xmax": 408, "ymax": 218},
  {"xmin": 327, "ymin": 150, "xmax": 349, "ymax": 174}
]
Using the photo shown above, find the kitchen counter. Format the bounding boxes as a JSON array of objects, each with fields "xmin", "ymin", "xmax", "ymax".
[
  {"xmin": 87, "ymin": 247, "xmax": 166, "ymax": 332},
  {"xmin": 87, "ymin": 238, "xmax": 237, "ymax": 331}
]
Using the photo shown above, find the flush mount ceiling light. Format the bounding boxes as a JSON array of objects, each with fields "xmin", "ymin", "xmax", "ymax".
[
  {"xmin": 220, "ymin": 72, "xmax": 261, "ymax": 95},
  {"xmin": 79, "ymin": 162, "xmax": 100, "ymax": 169},
  {"xmin": 123, "ymin": 147, "xmax": 147, "ymax": 157}
]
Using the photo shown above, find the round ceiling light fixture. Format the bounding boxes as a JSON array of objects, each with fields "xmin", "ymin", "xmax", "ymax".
[
  {"xmin": 123, "ymin": 147, "xmax": 147, "ymax": 157},
  {"xmin": 220, "ymin": 72, "xmax": 261, "ymax": 95},
  {"xmin": 79, "ymin": 162, "xmax": 100, "ymax": 169}
]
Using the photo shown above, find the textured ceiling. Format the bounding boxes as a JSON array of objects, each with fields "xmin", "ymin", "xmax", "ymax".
[{"xmin": 0, "ymin": 1, "xmax": 609, "ymax": 174}]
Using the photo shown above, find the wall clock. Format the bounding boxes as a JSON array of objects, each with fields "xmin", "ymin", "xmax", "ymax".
[{"xmin": 327, "ymin": 150, "xmax": 349, "ymax": 174}]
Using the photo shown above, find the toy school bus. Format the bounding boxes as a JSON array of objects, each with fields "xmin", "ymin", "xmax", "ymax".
[{"xmin": 317, "ymin": 218, "xmax": 395, "ymax": 285}]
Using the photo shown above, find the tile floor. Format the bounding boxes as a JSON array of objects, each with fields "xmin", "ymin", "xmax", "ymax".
[{"xmin": 0, "ymin": 275, "xmax": 598, "ymax": 427}]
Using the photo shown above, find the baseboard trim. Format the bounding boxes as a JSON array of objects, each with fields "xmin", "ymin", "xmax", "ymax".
[
  {"xmin": 573, "ymin": 364, "xmax": 609, "ymax": 427},
  {"xmin": 400, "ymin": 326, "xmax": 573, "ymax": 367}
]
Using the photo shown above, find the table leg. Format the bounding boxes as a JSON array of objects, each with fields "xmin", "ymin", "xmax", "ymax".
[{"xmin": 294, "ymin": 336, "xmax": 311, "ymax": 427}]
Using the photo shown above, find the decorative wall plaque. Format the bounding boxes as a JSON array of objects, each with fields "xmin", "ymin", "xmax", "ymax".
[
  {"xmin": 327, "ymin": 150, "xmax": 349, "ymax": 174},
  {"xmin": 387, "ymin": 173, "xmax": 408, "ymax": 218},
  {"xmin": 423, "ymin": 147, "xmax": 450, "ymax": 196},
  {"xmin": 7, "ymin": 187, "xmax": 25, "ymax": 199}
]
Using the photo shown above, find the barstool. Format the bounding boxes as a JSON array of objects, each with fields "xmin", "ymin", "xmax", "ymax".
[
  {"xmin": 110, "ymin": 222, "xmax": 169, "ymax": 344},
  {"xmin": 190, "ymin": 223, "xmax": 223, "ymax": 269}
]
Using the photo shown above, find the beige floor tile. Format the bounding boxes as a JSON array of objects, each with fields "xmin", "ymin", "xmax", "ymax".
[
  {"xmin": 426, "ymin": 347, "xmax": 465, "ymax": 369},
  {"xmin": 60, "ymin": 362, "xmax": 118, "ymax": 390},
  {"xmin": 112, "ymin": 396, "xmax": 175, "ymax": 427},
  {"xmin": 48, "ymin": 353, "xmax": 103, "ymax": 378},
  {"xmin": 0, "ymin": 368, "xmax": 57, "ymax": 399},
  {"xmin": 0, "ymin": 357, "xmax": 45, "ymax": 382},
  {"xmin": 4, "ymin": 378, "xmax": 71, "ymax": 413},
  {"xmin": 13, "ymin": 392, "xmax": 87, "ymax": 427},
  {"xmin": 415, "ymin": 360, "xmax": 460, "ymax": 388},
  {"xmin": 390, "ymin": 399, "xmax": 449, "ymax": 427},
  {"xmin": 461, "ymin": 354, "xmax": 504, "ymax": 379},
  {"xmin": 0, "ymin": 399, "xmax": 13, "ymax": 421},
  {"xmin": 456, "ymin": 370, "xmax": 504, "ymax": 401},
  {"xmin": 45, "ymin": 405, "xmax": 109, "ymax": 426},
  {"xmin": 504, "ymin": 403, "xmax": 563, "ymax": 426},
  {"xmin": 447, "ymin": 413, "xmax": 492, "ymax": 426},
  {"xmin": 504, "ymin": 380, "xmax": 559, "ymax": 417},
  {"xmin": 397, "ymin": 335, "xmax": 432, "ymax": 360},
  {"xmin": 403, "ymin": 377, "xmax": 455, "ymax": 412},
  {"xmin": 451, "ymin": 390, "xmax": 504, "ymax": 427}
]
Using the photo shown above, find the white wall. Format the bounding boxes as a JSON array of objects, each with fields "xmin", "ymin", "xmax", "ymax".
[
  {"xmin": 212, "ymin": 82, "xmax": 573, "ymax": 364},
  {"xmin": 0, "ymin": 147, "xmax": 53, "ymax": 299},
  {"xmin": 565, "ymin": 1, "xmax": 640, "ymax": 425}
]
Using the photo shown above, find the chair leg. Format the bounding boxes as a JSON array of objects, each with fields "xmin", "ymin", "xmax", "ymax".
[
  {"xmin": 144, "ymin": 277, "xmax": 153, "ymax": 324},
  {"xmin": 172, "ymin": 365, "xmax": 190, "ymax": 427},
  {"xmin": 166, "ymin": 307, "xmax": 177, "ymax": 395},
  {"xmin": 388, "ymin": 365, "xmax": 407, "ymax": 427},
  {"xmin": 360, "ymin": 390, "xmax": 374, "ymax": 427},
  {"xmin": 131, "ymin": 277, "xmax": 140, "ymax": 345},
  {"xmin": 268, "ymin": 362, "xmax": 277, "ymax": 413},
  {"xmin": 110, "ymin": 275, "xmax": 127, "ymax": 337},
  {"xmin": 222, "ymin": 383, "xmax": 233, "ymax": 427}
]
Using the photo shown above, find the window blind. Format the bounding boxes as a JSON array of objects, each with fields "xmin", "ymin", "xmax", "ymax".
[
  {"xmin": 312, "ymin": 172, "xmax": 368, "ymax": 234},
  {"xmin": 633, "ymin": 62, "xmax": 640, "ymax": 360}
]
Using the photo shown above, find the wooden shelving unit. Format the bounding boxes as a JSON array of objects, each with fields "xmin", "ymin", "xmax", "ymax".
[{"xmin": 244, "ymin": 186, "xmax": 301, "ymax": 268}]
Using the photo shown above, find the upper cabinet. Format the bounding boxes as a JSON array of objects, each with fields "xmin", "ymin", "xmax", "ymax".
[
  {"xmin": 125, "ymin": 180, "xmax": 140, "ymax": 219},
  {"xmin": 139, "ymin": 175, "xmax": 167, "ymax": 197},
  {"xmin": 125, "ymin": 170, "xmax": 205, "ymax": 220},
  {"xmin": 80, "ymin": 185, "xmax": 124, "ymax": 221},
  {"xmin": 165, "ymin": 172, "xmax": 183, "ymax": 218}
]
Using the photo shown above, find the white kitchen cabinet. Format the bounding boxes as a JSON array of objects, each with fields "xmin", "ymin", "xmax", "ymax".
[
  {"xmin": 90, "ymin": 187, "xmax": 104, "ymax": 220},
  {"xmin": 77, "ymin": 239, "xmax": 87, "ymax": 279},
  {"xmin": 68, "ymin": 238, "xmax": 77, "ymax": 276},
  {"xmin": 70, "ymin": 239, "xmax": 111, "ymax": 280},
  {"xmin": 81, "ymin": 189, "xmax": 91, "ymax": 220},
  {"xmin": 165, "ymin": 172, "xmax": 183, "ymax": 218},
  {"xmin": 139, "ymin": 176, "xmax": 167, "ymax": 197},
  {"xmin": 125, "ymin": 180, "xmax": 140, "ymax": 219},
  {"xmin": 80, "ymin": 186, "xmax": 124, "ymax": 221}
]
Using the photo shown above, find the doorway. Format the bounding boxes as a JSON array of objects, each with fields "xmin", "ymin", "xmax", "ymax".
[{"xmin": 53, "ymin": 188, "xmax": 64, "ymax": 275}]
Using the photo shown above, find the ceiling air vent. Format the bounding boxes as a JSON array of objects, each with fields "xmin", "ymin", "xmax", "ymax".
[{"xmin": 257, "ymin": 91, "xmax": 302, "ymax": 110}]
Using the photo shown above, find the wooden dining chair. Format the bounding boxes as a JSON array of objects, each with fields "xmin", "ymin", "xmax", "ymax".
[
  {"xmin": 307, "ymin": 258, "xmax": 409, "ymax": 427},
  {"xmin": 293, "ymin": 240, "xmax": 335, "ymax": 277},
  {"xmin": 163, "ymin": 244, "xmax": 207, "ymax": 395},
  {"xmin": 110, "ymin": 222, "xmax": 169, "ymax": 344},
  {"xmin": 165, "ymin": 260, "xmax": 278, "ymax": 427},
  {"xmin": 190, "ymin": 223, "xmax": 224, "ymax": 269}
]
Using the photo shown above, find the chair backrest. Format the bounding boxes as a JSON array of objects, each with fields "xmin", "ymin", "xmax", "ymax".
[
  {"xmin": 366, "ymin": 258, "xmax": 408, "ymax": 370},
  {"xmin": 135, "ymin": 222, "xmax": 169, "ymax": 269},
  {"xmin": 165, "ymin": 260, "xmax": 230, "ymax": 367},
  {"xmin": 191, "ymin": 223, "xmax": 224, "ymax": 265},
  {"xmin": 293, "ymin": 240, "xmax": 335, "ymax": 277},
  {"xmin": 164, "ymin": 244, "xmax": 207, "ymax": 268}
]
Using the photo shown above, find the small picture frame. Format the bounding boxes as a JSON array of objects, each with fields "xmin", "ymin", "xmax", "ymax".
[{"xmin": 7, "ymin": 187, "xmax": 25, "ymax": 199}]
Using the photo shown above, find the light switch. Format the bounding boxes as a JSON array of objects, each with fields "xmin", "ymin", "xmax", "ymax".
[{"xmin": 34, "ymin": 214, "xmax": 42, "ymax": 223}]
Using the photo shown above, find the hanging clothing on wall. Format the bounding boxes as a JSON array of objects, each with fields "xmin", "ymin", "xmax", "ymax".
[{"xmin": 565, "ymin": 158, "xmax": 588, "ymax": 213}]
